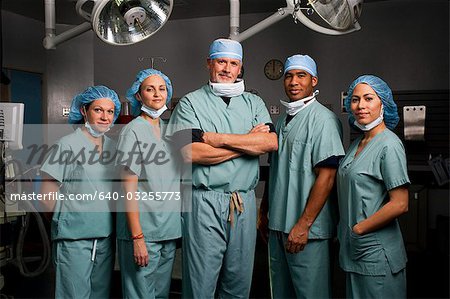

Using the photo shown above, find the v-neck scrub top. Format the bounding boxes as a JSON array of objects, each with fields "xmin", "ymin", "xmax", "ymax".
[
  {"xmin": 115, "ymin": 116, "xmax": 181, "ymax": 241},
  {"xmin": 268, "ymin": 100, "xmax": 345, "ymax": 238},
  {"xmin": 166, "ymin": 84, "xmax": 273, "ymax": 193},
  {"xmin": 337, "ymin": 129, "xmax": 410, "ymax": 275},
  {"xmin": 40, "ymin": 128, "xmax": 116, "ymax": 240}
]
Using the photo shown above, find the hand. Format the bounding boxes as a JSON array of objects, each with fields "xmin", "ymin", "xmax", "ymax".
[
  {"xmin": 352, "ymin": 223, "xmax": 363, "ymax": 235},
  {"xmin": 249, "ymin": 123, "xmax": 270, "ymax": 134},
  {"xmin": 133, "ymin": 238, "xmax": 149, "ymax": 267},
  {"xmin": 285, "ymin": 221, "xmax": 310, "ymax": 253},
  {"xmin": 257, "ymin": 208, "xmax": 269, "ymax": 244},
  {"xmin": 202, "ymin": 132, "xmax": 223, "ymax": 148}
]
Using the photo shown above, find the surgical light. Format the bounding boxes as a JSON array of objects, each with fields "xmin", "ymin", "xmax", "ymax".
[
  {"xmin": 43, "ymin": 0, "xmax": 173, "ymax": 49},
  {"xmin": 229, "ymin": 0, "xmax": 363, "ymax": 42},
  {"xmin": 294, "ymin": 0, "xmax": 362, "ymax": 34}
]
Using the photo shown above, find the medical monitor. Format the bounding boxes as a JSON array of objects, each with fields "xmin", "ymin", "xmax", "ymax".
[{"xmin": 0, "ymin": 102, "xmax": 24, "ymax": 150}]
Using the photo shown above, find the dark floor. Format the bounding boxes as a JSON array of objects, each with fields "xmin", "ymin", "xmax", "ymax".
[{"xmin": 1, "ymin": 214, "xmax": 449, "ymax": 299}]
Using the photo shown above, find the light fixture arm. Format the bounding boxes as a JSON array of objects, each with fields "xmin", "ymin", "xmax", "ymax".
[
  {"xmin": 229, "ymin": 0, "xmax": 293, "ymax": 42},
  {"xmin": 43, "ymin": 0, "xmax": 92, "ymax": 49},
  {"xmin": 229, "ymin": 0, "xmax": 240, "ymax": 38}
]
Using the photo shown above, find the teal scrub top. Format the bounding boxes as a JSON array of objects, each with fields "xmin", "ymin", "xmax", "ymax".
[
  {"xmin": 268, "ymin": 100, "xmax": 345, "ymax": 238},
  {"xmin": 115, "ymin": 117, "xmax": 182, "ymax": 241},
  {"xmin": 337, "ymin": 129, "xmax": 410, "ymax": 275},
  {"xmin": 40, "ymin": 128, "xmax": 115, "ymax": 240},
  {"xmin": 166, "ymin": 84, "xmax": 273, "ymax": 193}
]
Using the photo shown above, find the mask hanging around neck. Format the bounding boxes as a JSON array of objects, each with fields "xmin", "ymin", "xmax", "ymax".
[
  {"xmin": 84, "ymin": 121, "xmax": 108, "ymax": 138},
  {"xmin": 141, "ymin": 104, "xmax": 168, "ymax": 119},
  {"xmin": 353, "ymin": 104, "xmax": 384, "ymax": 131},
  {"xmin": 209, "ymin": 79, "xmax": 245, "ymax": 98},
  {"xmin": 280, "ymin": 90, "xmax": 319, "ymax": 116}
]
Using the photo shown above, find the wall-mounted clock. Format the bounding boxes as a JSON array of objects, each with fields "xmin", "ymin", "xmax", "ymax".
[{"xmin": 264, "ymin": 59, "xmax": 284, "ymax": 80}]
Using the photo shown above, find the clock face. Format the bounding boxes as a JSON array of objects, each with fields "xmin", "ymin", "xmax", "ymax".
[{"xmin": 264, "ymin": 59, "xmax": 284, "ymax": 80}]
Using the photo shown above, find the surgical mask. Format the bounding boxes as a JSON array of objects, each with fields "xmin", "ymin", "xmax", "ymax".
[
  {"xmin": 85, "ymin": 121, "xmax": 109, "ymax": 138},
  {"xmin": 209, "ymin": 79, "xmax": 245, "ymax": 98},
  {"xmin": 141, "ymin": 104, "xmax": 167, "ymax": 119},
  {"xmin": 280, "ymin": 90, "xmax": 319, "ymax": 116},
  {"xmin": 353, "ymin": 105, "xmax": 384, "ymax": 131}
]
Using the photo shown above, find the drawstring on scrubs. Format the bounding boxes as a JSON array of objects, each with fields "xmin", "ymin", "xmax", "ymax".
[
  {"xmin": 91, "ymin": 239, "xmax": 98, "ymax": 261},
  {"xmin": 228, "ymin": 192, "xmax": 244, "ymax": 227}
]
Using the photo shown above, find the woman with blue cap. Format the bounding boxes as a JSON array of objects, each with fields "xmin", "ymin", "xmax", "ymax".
[
  {"xmin": 40, "ymin": 85, "xmax": 121, "ymax": 298},
  {"xmin": 337, "ymin": 75, "xmax": 410, "ymax": 298},
  {"xmin": 115, "ymin": 68, "xmax": 181, "ymax": 298}
]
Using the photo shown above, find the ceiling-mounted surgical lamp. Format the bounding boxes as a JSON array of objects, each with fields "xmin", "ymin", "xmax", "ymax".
[
  {"xmin": 229, "ymin": 0, "xmax": 363, "ymax": 42},
  {"xmin": 43, "ymin": 0, "xmax": 173, "ymax": 49},
  {"xmin": 293, "ymin": 0, "xmax": 362, "ymax": 35}
]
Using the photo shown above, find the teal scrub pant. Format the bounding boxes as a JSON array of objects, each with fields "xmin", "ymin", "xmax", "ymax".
[
  {"xmin": 181, "ymin": 189, "xmax": 257, "ymax": 299},
  {"xmin": 118, "ymin": 239, "xmax": 177, "ymax": 299},
  {"xmin": 53, "ymin": 236, "xmax": 113, "ymax": 299},
  {"xmin": 268, "ymin": 230, "xmax": 331, "ymax": 299},
  {"xmin": 346, "ymin": 264, "xmax": 406, "ymax": 298}
]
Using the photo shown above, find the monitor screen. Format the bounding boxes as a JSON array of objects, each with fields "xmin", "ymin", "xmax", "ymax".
[{"xmin": 0, "ymin": 102, "xmax": 24, "ymax": 150}]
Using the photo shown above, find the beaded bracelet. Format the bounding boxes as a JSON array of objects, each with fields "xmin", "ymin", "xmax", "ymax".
[{"xmin": 132, "ymin": 232, "xmax": 144, "ymax": 240}]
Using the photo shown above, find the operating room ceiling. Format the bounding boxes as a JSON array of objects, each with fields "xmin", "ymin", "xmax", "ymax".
[
  {"xmin": 2, "ymin": 0, "xmax": 390, "ymax": 25},
  {"xmin": 1, "ymin": 0, "xmax": 286, "ymax": 24}
]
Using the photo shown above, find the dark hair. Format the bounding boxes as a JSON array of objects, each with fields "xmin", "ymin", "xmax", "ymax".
[{"xmin": 84, "ymin": 102, "xmax": 93, "ymax": 110}]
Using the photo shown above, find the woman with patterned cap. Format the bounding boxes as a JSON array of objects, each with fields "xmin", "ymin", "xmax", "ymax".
[
  {"xmin": 40, "ymin": 85, "xmax": 121, "ymax": 298},
  {"xmin": 337, "ymin": 75, "xmax": 410, "ymax": 298},
  {"xmin": 115, "ymin": 68, "xmax": 181, "ymax": 299}
]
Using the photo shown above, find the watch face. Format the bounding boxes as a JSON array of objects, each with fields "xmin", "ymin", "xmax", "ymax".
[{"xmin": 264, "ymin": 59, "xmax": 284, "ymax": 80}]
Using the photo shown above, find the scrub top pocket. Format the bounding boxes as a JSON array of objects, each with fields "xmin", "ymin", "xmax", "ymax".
[
  {"xmin": 288, "ymin": 140, "xmax": 311, "ymax": 171},
  {"xmin": 349, "ymin": 228, "xmax": 386, "ymax": 275}
]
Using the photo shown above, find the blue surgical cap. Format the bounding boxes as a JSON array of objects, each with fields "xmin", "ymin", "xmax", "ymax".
[
  {"xmin": 344, "ymin": 75, "xmax": 399, "ymax": 130},
  {"xmin": 284, "ymin": 54, "xmax": 317, "ymax": 77},
  {"xmin": 208, "ymin": 38, "xmax": 243, "ymax": 61},
  {"xmin": 68, "ymin": 85, "xmax": 121, "ymax": 124},
  {"xmin": 126, "ymin": 68, "xmax": 173, "ymax": 117}
]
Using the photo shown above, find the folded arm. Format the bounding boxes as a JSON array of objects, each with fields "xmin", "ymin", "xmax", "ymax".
[
  {"xmin": 181, "ymin": 142, "xmax": 242, "ymax": 165},
  {"xmin": 179, "ymin": 123, "xmax": 277, "ymax": 165},
  {"xmin": 202, "ymin": 123, "xmax": 278, "ymax": 156}
]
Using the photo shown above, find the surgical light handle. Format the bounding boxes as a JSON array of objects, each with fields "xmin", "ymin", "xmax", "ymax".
[
  {"xmin": 75, "ymin": 0, "xmax": 95, "ymax": 21},
  {"xmin": 294, "ymin": 6, "xmax": 361, "ymax": 35}
]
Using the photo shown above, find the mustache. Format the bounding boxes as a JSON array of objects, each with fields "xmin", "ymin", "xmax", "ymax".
[{"xmin": 218, "ymin": 72, "xmax": 232, "ymax": 78}]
